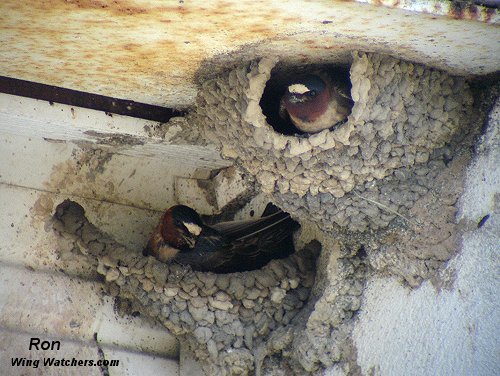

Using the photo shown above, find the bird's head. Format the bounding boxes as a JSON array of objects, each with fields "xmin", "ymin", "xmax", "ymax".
[
  {"xmin": 143, "ymin": 205, "xmax": 205, "ymax": 261},
  {"xmin": 283, "ymin": 74, "xmax": 331, "ymax": 123},
  {"xmin": 160, "ymin": 205, "xmax": 204, "ymax": 251}
]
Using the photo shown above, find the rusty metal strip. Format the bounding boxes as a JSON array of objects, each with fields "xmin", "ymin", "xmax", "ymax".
[{"xmin": 0, "ymin": 76, "xmax": 184, "ymax": 122}]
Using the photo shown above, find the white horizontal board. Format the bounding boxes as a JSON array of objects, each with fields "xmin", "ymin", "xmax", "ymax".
[
  {"xmin": 0, "ymin": 94, "xmax": 230, "ymax": 375},
  {"xmin": 0, "ymin": 263, "xmax": 179, "ymax": 358},
  {"xmin": 0, "ymin": 94, "xmax": 231, "ymax": 212}
]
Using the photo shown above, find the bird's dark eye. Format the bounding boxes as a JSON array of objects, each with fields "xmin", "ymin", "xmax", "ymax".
[{"xmin": 307, "ymin": 90, "xmax": 317, "ymax": 97}]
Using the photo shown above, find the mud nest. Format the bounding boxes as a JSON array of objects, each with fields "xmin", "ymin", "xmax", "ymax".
[
  {"xmin": 51, "ymin": 51, "xmax": 486, "ymax": 375},
  {"xmin": 193, "ymin": 52, "xmax": 480, "ymax": 287},
  {"xmin": 53, "ymin": 201, "xmax": 367, "ymax": 375},
  {"xmin": 195, "ymin": 52, "xmax": 473, "ymax": 230},
  {"xmin": 171, "ymin": 51, "xmax": 481, "ymax": 373}
]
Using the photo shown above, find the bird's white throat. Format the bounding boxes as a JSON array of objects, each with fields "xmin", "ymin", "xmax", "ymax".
[
  {"xmin": 184, "ymin": 222, "xmax": 202, "ymax": 236},
  {"xmin": 288, "ymin": 83, "xmax": 310, "ymax": 95}
]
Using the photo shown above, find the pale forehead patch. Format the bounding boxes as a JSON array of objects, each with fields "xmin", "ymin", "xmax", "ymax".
[
  {"xmin": 184, "ymin": 222, "xmax": 202, "ymax": 236},
  {"xmin": 288, "ymin": 83, "xmax": 310, "ymax": 95}
]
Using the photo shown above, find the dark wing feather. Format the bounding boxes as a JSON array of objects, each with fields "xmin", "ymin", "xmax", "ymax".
[
  {"xmin": 212, "ymin": 210, "xmax": 296, "ymax": 242},
  {"xmin": 175, "ymin": 208, "xmax": 300, "ymax": 273},
  {"xmin": 208, "ymin": 210, "xmax": 300, "ymax": 273},
  {"xmin": 193, "ymin": 225, "xmax": 228, "ymax": 252}
]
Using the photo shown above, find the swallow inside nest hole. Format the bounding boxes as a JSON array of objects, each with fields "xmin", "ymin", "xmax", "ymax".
[
  {"xmin": 143, "ymin": 202, "xmax": 303, "ymax": 274},
  {"xmin": 52, "ymin": 199, "xmax": 313, "ymax": 275},
  {"xmin": 259, "ymin": 64, "xmax": 353, "ymax": 136}
]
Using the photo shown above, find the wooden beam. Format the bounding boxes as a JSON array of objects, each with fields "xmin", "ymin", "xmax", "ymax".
[{"xmin": 1, "ymin": 1, "xmax": 498, "ymax": 107}]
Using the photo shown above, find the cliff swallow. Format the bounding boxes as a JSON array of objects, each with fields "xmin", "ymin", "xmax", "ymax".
[
  {"xmin": 143, "ymin": 204, "xmax": 300, "ymax": 273},
  {"xmin": 280, "ymin": 73, "xmax": 353, "ymax": 134}
]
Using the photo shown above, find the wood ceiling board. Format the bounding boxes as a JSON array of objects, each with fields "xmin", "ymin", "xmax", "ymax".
[{"xmin": 1, "ymin": 0, "xmax": 498, "ymax": 108}]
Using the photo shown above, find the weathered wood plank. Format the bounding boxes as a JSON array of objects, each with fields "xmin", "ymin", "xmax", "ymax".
[
  {"xmin": 0, "ymin": 264, "xmax": 179, "ymax": 358},
  {"xmin": 0, "ymin": 94, "xmax": 231, "ymax": 211},
  {"xmin": 0, "ymin": 327, "xmax": 179, "ymax": 375},
  {"xmin": 1, "ymin": 1, "xmax": 498, "ymax": 107}
]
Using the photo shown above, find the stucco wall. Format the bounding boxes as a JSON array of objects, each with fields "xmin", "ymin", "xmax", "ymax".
[{"xmin": 353, "ymin": 99, "xmax": 499, "ymax": 376}]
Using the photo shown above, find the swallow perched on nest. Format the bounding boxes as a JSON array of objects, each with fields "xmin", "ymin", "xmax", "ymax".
[
  {"xmin": 143, "ymin": 204, "xmax": 300, "ymax": 273},
  {"xmin": 280, "ymin": 73, "xmax": 353, "ymax": 134}
]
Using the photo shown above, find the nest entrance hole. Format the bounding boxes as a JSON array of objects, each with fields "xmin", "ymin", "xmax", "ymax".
[{"xmin": 260, "ymin": 63, "xmax": 352, "ymax": 136}]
